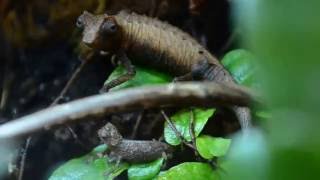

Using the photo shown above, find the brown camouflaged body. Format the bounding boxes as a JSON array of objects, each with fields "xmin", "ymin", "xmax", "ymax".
[
  {"xmin": 98, "ymin": 123, "xmax": 170, "ymax": 163},
  {"xmin": 79, "ymin": 10, "xmax": 233, "ymax": 81},
  {"xmin": 79, "ymin": 11, "xmax": 250, "ymax": 129},
  {"xmin": 113, "ymin": 12, "xmax": 250, "ymax": 129},
  {"xmin": 115, "ymin": 11, "xmax": 228, "ymax": 76}
]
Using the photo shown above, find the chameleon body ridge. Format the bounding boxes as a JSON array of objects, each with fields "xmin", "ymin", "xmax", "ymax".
[{"xmin": 115, "ymin": 10, "xmax": 221, "ymax": 75}]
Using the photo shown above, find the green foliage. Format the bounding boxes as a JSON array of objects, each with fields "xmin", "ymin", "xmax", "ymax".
[
  {"xmin": 164, "ymin": 108, "xmax": 215, "ymax": 146},
  {"xmin": 128, "ymin": 158, "xmax": 164, "ymax": 180},
  {"xmin": 196, "ymin": 135, "xmax": 231, "ymax": 159},
  {"xmin": 52, "ymin": 45, "xmax": 259, "ymax": 179},
  {"xmin": 222, "ymin": 49, "xmax": 259, "ymax": 88},
  {"xmin": 157, "ymin": 162, "xmax": 219, "ymax": 180},
  {"xmin": 104, "ymin": 65, "xmax": 172, "ymax": 91},
  {"xmin": 49, "ymin": 145, "xmax": 129, "ymax": 180}
]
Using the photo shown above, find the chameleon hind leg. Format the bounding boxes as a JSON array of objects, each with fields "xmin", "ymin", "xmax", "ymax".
[
  {"xmin": 174, "ymin": 58, "xmax": 222, "ymax": 82},
  {"xmin": 100, "ymin": 51, "xmax": 136, "ymax": 92}
]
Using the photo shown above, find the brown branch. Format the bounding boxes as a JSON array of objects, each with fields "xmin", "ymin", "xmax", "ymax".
[{"xmin": 0, "ymin": 82, "xmax": 257, "ymax": 139}]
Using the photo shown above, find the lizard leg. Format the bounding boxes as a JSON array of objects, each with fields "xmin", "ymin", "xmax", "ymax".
[
  {"xmin": 173, "ymin": 59, "xmax": 213, "ymax": 82},
  {"xmin": 100, "ymin": 51, "xmax": 136, "ymax": 92},
  {"xmin": 104, "ymin": 152, "xmax": 122, "ymax": 176},
  {"xmin": 190, "ymin": 59, "xmax": 233, "ymax": 82}
]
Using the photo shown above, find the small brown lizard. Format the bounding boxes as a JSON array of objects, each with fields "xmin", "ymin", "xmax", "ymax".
[
  {"xmin": 76, "ymin": 11, "xmax": 251, "ymax": 129},
  {"xmin": 98, "ymin": 122, "xmax": 170, "ymax": 163}
]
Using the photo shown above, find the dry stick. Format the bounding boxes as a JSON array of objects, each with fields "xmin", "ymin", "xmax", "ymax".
[
  {"xmin": 0, "ymin": 66, "xmax": 14, "ymax": 111},
  {"xmin": 147, "ymin": 112, "xmax": 164, "ymax": 136},
  {"xmin": 18, "ymin": 137, "xmax": 31, "ymax": 180},
  {"xmin": 0, "ymin": 82, "xmax": 257, "ymax": 139},
  {"xmin": 161, "ymin": 110, "xmax": 196, "ymax": 151},
  {"xmin": 51, "ymin": 58, "xmax": 92, "ymax": 106},
  {"xmin": 130, "ymin": 111, "xmax": 144, "ymax": 139},
  {"xmin": 188, "ymin": 108, "xmax": 199, "ymax": 156},
  {"xmin": 1, "ymin": 48, "xmax": 10, "ymax": 111}
]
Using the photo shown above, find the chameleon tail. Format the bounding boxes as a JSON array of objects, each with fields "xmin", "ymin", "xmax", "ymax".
[{"xmin": 191, "ymin": 59, "xmax": 252, "ymax": 130}]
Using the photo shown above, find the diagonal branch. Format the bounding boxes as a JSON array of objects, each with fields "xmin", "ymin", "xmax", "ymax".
[{"xmin": 0, "ymin": 82, "xmax": 258, "ymax": 139}]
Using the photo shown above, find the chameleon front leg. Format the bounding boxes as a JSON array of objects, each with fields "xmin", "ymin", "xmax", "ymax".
[{"xmin": 100, "ymin": 51, "xmax": 136, "ymax": 92}]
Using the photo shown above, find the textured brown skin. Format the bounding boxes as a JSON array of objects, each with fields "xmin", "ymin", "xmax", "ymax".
[
  {"xmin": 98, "ymin": 123, "xmax": 169, "ymax": 163},
  {"xmin": 77, "ymin": 11, "xmax": 251, "ymax": 129}
]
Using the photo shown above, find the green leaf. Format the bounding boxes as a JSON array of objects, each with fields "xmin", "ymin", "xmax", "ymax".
[
  {"xmin": 164, "ymin": 108, "xmax": 215, "ymax": 146},
  {"xmin": 105, "ymin": 65, "xmax": 172, "ymax": 91},
  {"xmin": 196, "ymin": 135, "xmax": 231, "ymax": 159},
  {"xmin": 49, "ymin": 144, "xmax": 129, "ymax": 180},
  {"xmin": 222, "ymin": 49, "xmax": 258, "ymax": 88},
  {"xmin": 128, "ymin": 158, "xmax": 164, "ymax": 180},
  {"xmin": 157, "ymin": 162, "xmax": 218, "ymax": 180}
]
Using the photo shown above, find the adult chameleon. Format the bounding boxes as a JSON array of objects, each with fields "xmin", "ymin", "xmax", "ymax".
[{"xmin": 76, "ymin": 10, "xmax": 251, "ymax": 129}]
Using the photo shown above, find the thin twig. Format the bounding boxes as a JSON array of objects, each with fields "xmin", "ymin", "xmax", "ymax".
[
  {"xmin": 161, "ymin": 110, "xmax": 197, "ymax": 151},
  {"xmin": 147, "ymin": 112, "xmax": 164, "ymax": 136},
  {"xmin": 1, "ymin": 43, "xmax": 14, "ymax": 111},
  {"xmin": 17, "ymin": 137, "xmax": 31, "ymax": 180},
  {"xmin": 130, "ymin": 111, "xmax": 144, "ymax": 139},
  {"xmin": 51, "ymin": 57, "xmax": 92, "ymax": 106},
  {"xmin": 189, "ymin": 108, "xmax": 199, "ymax": 156},
  {"xmin": 0, "ymin": 82, "xmax": 257, "ymax": 139},
  {"xmin": 0, "ymin": 67, "xmax": 14, "ymax": 111}
]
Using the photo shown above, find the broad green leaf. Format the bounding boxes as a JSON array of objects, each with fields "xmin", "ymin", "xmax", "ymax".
[
  {"xmin": 128, "ymin": 158, "xmax": 164, "ymax": 180},
  {"xmin": 157, "ymin": 162, "xmax": 218, "ymax": 180},
  {"xmin": 222, "ymin": 49, "xmax": 258, "ymax": 88},
  {"xmin": 49, "ymin": 144, "xmax": 129, "ymax": 180},
  {"xmin": 164, "ymin": 108, "xmax": 215, "ymax": 146},
  {"xmin": 196, "ymin": 135, "xmax": 231, "ymax": 159},
  {"xmin": 104, "ymin": 65, "xmax": 172, "ymax": 91}
]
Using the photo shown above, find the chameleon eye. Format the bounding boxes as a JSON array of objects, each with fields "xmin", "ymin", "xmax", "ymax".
[
  {"xmin": 101, "ymin": 20, "xmax": 117, "ymax": 34},
  {"xmin": 76, "ymin": 16, "xmax": 84, "ymax": 29}
]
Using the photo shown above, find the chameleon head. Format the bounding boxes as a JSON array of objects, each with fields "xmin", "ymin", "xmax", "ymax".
[
  {"xmin": 76, "ymin": 11, "xmax": 122, "ymax": 52},
  {"xmin": 97, "ymin": 122, "xmax": 123, "ymax": 147}
]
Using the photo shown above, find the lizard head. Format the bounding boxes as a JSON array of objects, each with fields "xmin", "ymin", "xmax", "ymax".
[
  {"xmin": 98, "ymin": 123, "xmax": 123, "ymax": 147},
  {"xmin": 77, "ymin": 11, "xmax": 122, "ymax": 52}
]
